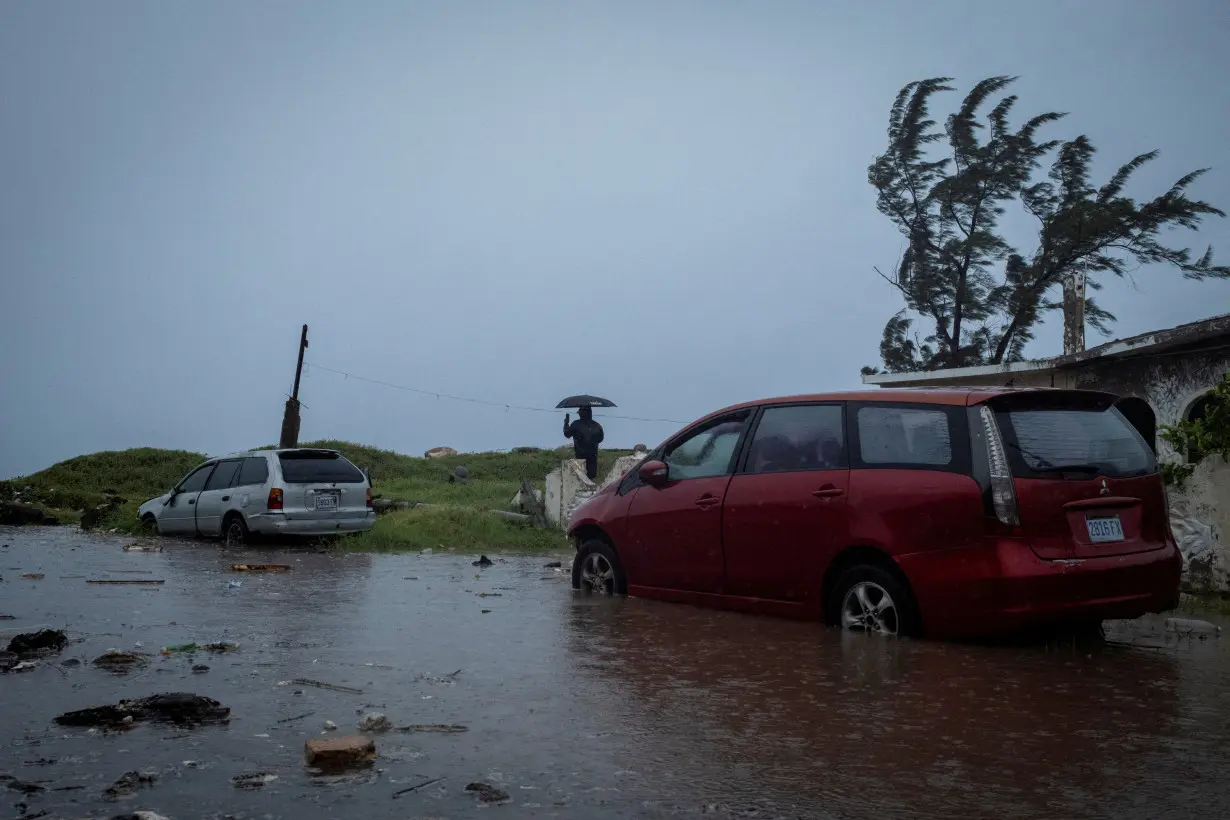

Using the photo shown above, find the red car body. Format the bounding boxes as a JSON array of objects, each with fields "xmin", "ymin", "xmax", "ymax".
[{"xmin": 568, "ymin": 388, "xmax": 1181, "ymax": 638}]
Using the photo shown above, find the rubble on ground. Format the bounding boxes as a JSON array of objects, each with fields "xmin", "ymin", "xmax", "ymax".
[
  {"xmin": 466, "ymin": 781, "xmax": 511, "ymax": 803},
  {"xmin": 55, "ymin": 693, "xmax": 230, "ymax": 728},
  {"xmin": 304, "ymin": 736, "xmax": 376, "ymax": 769},
  {"xmin": 357, "ymin": 712, "xmax": 391, "ymax": 732},
  {"xmin": 93, "ymin": 651, "xmax": 151, "ymax": 673},
  {"xmin": 7, "ymin": 628, "xmax": 67, "ymax": 656},
  {"xmin": 103, "ymin": 770, "xmax": 158, "ymax": 800}
]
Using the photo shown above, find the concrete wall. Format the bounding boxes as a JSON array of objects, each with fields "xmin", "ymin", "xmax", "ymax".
[{"xmin": 1070, "ymin": 349, "xmax": 1230, "ymax": 592}]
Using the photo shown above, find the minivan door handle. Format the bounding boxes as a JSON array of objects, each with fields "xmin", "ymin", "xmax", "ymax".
[
  {"xmin": 695, "ymin": 494, "xmax": 721, "ymax": 509},
  {"xmin": 812, "ymin": 486, "xmax": 844, "ymax": 499}
]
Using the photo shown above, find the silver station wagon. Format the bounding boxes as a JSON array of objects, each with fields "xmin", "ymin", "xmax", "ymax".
[{"xmin": 138, "ymin": 448, "xmax": 375, "ymax": 545}]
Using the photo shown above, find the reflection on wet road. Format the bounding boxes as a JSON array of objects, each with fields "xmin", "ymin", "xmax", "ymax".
[{"xmin": 2, "ymin": 526, "xmax": 1228, "ymax": 818}]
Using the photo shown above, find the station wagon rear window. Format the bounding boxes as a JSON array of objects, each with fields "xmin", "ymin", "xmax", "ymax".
[{"xmin": 277, "ymin": 452, "xmax": 365, "ymax": 484}]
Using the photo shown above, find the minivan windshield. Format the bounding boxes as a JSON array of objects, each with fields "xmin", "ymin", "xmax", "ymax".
[
  {"xmin": 277, "ymin": 452, "xmax": 366, "ymax": 484},
  {"xmin": 995, "ymin": 407, "xmax": 1156, "ymax": 479}
]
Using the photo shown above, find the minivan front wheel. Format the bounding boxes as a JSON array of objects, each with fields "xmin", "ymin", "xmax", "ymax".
[
  {"xmin": 572, "ymin": 539, "xmax": 626, "ymax": 596},
  {"xmin": 830, "ymin": 565, "xmax": 917, "ymax": 637}
]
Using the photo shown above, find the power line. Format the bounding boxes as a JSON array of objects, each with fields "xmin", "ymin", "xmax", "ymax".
[{"xmin": 303, "ymin": 361, "xmax": 689, "ymax": 426}]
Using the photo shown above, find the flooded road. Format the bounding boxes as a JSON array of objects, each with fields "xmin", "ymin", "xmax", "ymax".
[{"xmin": 2, "ymin": 526, "xmax": 1228, "ymax": 819}]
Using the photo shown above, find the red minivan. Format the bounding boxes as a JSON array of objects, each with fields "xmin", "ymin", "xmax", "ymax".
[{"xmin": 568, "ymin": 388, "xmax": 1181, "ymax": 638}]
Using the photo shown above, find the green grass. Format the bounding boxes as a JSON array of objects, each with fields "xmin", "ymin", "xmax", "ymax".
[
  {"xmin": 5, "ymin": 441, "xmax": 632, "ymax": 552},
  {"xmin": 2, "ymin": 447, "xmax": 207, "ymax": 527},
  {"xmin": 337, "ymin": 505, "xmax": 570, "ymax": 553}
]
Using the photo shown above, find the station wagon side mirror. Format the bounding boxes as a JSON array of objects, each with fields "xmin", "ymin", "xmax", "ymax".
[{"xmin": 639, "ymin": 460, "xmax": 670, "ymax": 488}]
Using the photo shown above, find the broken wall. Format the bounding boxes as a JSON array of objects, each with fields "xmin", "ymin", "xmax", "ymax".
[{"xmin": 1074, "ymin": 347, "xmax": 1230, "ymax": 592}]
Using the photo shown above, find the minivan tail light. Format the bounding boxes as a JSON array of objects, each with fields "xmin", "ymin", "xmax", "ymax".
[
  {"xmin": 980, "ymin": 405, "xmax": 1019, "ymax": 526},
  {"xmin": 267, "ymin": 488, "xmax": 284, "ymax": 511},
  {"xmin": 365, "ymin": 487, "xmax": 373, "ymax": 509}
]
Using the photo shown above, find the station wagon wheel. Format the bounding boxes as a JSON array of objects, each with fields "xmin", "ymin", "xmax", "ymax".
[
  {"xmin": 571, "ymin": 539, "xmax": 627, "ymax": 596},
  {"xmin": 829, "ymin": 564, "xmax": 918, "ymax": 637},
  {"xmin": 224, "ymin": 515, "xmax": 249, "ymax": 548}
]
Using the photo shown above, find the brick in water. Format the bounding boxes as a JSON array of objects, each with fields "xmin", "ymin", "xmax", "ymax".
[{"xmin": 304, "ymin": 736, "xmax": 376, "ymax": 768}]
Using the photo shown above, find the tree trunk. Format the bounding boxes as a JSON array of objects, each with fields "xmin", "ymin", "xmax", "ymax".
[{"xmin": 1062, "ymin": 268, "xmax": 1086, "ymax": 356}]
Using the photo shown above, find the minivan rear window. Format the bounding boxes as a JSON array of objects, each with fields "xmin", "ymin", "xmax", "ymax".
[
  {"xmin": 995, "ymin": 407, "xmax": 1156, "ymax": 478},
  {"xmin": 277, "ymin": 452, "xmax": 366, "ymax": 484}
]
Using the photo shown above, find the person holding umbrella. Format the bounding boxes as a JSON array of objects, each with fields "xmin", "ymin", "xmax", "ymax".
[{"xmin": 558, "ymin": 395, "xmax": 614, "ymax": 480}]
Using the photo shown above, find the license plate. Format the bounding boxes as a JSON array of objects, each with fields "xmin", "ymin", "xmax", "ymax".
[
  {"xmin": 314, "ymin": 493, "xmax": 339, "ymax": 511},
  {"xmin": 1086, "ymin": 516, "xmax": 1124, "ymax": 543}
]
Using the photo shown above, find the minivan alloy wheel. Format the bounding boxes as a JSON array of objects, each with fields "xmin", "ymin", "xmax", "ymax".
[
  {"xmin": 580, "ymin": 552, "xmax": 616, "ymax": 595},
  {"xmin": 841, "ymin": 581, "xmax": 899, "ymax": 635}
]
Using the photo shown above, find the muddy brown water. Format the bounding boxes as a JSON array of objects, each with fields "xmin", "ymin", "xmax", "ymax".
[{"xmin": 1, "ymin": 526, "xmax": 1228, "ymax": 819}]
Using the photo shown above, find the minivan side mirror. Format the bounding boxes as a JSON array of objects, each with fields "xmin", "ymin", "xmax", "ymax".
[{"xmin": 639, "ymin": 460, "xmax": 670, "ymax": 488}]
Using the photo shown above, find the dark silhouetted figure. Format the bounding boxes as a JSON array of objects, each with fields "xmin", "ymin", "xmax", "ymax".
[{"xmin": 563, "ymin": 406, "xmax": 604, "ymax": 480}]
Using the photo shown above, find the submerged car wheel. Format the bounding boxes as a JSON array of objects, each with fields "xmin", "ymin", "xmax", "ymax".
[
  {"xmin": 223, "ymin": 515, "xmax": 249, "ymax": 548},
  {"xmin": 571, "ymin": 539, "xmax": 626, "ymax": 596},
  {"xmin": 830, "ymin": 565, "xmax": 917, "ymax": 637},
  {"xmin": 141, "ymin": 514, "xmax": 159, "ymax": 535}
]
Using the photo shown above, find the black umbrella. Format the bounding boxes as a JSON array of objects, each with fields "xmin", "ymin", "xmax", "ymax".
[{"xmin": 556, "ymin": 394, "xmax": 617, "ymax": 409}]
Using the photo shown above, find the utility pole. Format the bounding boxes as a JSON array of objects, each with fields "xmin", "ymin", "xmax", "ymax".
[
  {"xmin": 279, "ymin": 324, "xmax": 309, "ymax": 448},
  {"xmin": 1061, "ymin": 265, "xmax": 1087, "ymax": 356}
]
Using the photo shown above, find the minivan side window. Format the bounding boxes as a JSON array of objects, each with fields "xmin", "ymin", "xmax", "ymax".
[
  {"xmin": 744, "ymin": 404, "xmax": 845, "ymax": 474},
  {"xmin": 237, "ymin": 457, "xmax": 270, "ymax": 487},
  {"xmin": 663, "ymin": 412, "xmax": 750, "ymax": 481},
  {"xmin": 177, "ymin": 464, "xmax": 215, "ymax": 493},
  {"xmin": 856, "ymin": 406, "xmax": 954, "ymax": 467},
  {"xmin": 204, "ymin": 460, "xmax": 242, "ymax": 491}
]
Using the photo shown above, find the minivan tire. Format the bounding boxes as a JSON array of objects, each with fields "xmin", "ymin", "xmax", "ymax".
[
  {"xmin": 223, "ymin": 514, "xmax": 249, "ymax": 548},
  {"xmin": 829, "ymin": 564, "xmax": 919, "ymax": 637},
  {"xmin": 572, "ymin": 539, "xmax": 627, "ymax": 596}
]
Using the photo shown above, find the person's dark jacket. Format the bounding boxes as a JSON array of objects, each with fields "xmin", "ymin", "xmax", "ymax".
[{"xmin": 564, "ymin": 417, "xmax": 604, "ymax": 459}]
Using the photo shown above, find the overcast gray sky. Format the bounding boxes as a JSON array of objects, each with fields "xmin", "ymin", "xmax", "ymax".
[{"xmin": 3, "ymin": 0, "xmax": 1229, "ymax": 478}]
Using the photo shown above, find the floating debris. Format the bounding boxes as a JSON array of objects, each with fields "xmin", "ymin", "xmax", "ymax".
[
  {"xmin": 8, "ymin": 628, "xmax": 68, "ymax": 656},
  {"xmin": 122, "ymin": 543, "xmax": 163, "ymax": 552},
  {"xmin": 20, "ymin": 573, "xmax": 44, "ymax": 581},
  {"xmin": 544, "ymin": 561, "xmax": 563, "ymax": 568},
  {"xmin": 466, "ymin": 782, "xmax": 511, "ymax": 803},
  {"xmin": 472, "ymin": 555, "xmax": 494, "ymax": 567},
  {"xmin": 93, "ymin": 651, "xmax": 151, "ymax": 674},
  {"xmin": 6, "ymin": 780, "xmax": 46, "ymax": 795},
  {"xmin": 231, "ymin": 772, "xmax": 278, "ymax": 790},
  {"xmin": 231, "ymin": 563, "xmax": 291, "ymax": 572},
  {"xmin": 293, "ymin": 678, "xmax": 363, "ymax": 694},
  {"xmin": 323, "ymin": 720, "xmax": 337, "ymax": 731},
  {"xmin": 103, "ymin": 770, "xmax": 158, "ymax": 801},
  {"xmin": 87, "ymin": 579, "xmax": 166, "ymax": 585},
  {"xmin": 55, "ymin": 693, "xmax": 230, "ymax": 728},
  {"xmin": 191, "ymin": 664, "xmax": 210, "ymax": 674},
  {"xmin": 394, "ymin": 724, "xmax": 468, "ymax": 734},
  {"xmin": 392, "ymin": 776, "xmax": 445, "ymax": 798},
  {"xmin": 161, "ymin": 643, "xmax": 199, "ymax": 654},
  {"xmin": 203, "ymin": 641, "xmax": 240, "ymax": 653}
]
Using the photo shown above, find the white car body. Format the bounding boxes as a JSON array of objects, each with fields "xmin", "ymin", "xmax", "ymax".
[{"xmin": 138, "ymin": 448, "xmax": 375, "ymax": 540}]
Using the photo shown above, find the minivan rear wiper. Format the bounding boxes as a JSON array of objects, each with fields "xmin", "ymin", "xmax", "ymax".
[{"xmin": 1030, "ymin": 463, "xmax": 1103, "ymax": 474}]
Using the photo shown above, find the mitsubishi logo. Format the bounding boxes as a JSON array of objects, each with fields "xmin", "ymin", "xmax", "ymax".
[{"xmin": 1100, "ymin": 479, "xmax": 1111, "ymax": 496}]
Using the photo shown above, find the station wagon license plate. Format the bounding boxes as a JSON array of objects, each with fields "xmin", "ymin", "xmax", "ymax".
[
  {"xmin": 1086, "ymin": 516, "xmax": 1124, "ymax": 543},
  {"xmin": 314, "ymin": 493, "xmax": 339, "ymax": 511}
]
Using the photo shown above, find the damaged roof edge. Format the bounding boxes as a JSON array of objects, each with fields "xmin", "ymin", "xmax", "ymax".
[{"xmin": 862, "ymin": 312, "xmax": 1230, "ymax": 387}]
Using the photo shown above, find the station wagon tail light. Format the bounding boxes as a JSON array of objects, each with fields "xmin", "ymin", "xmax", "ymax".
[
  {"xmin": 366, "ymin": 487, "xmax": 373, "ymax": 508},
  {"xmin": 267, "ymin": 488, "xmax": 284, "ymax": 511},
  {"xmin": 980, "ymin": 405, "xmax": 1019, "ymax": 526}
]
